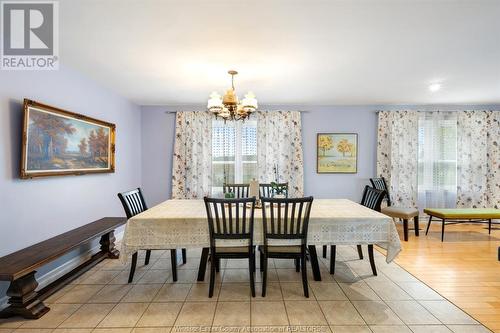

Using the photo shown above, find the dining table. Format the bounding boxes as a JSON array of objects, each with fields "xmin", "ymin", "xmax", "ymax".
[{"xmin": 120, "ymin": 198, "xmax": 402, "ymax": 281}]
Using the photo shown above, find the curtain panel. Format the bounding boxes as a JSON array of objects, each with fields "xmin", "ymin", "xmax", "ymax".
[
  {"xmin": 171, "ymin": 111, "xmax": 213, "ymax": 199},
  {"xmin": 376, "ymin": 111, "xmax": 419, "ymax": 208},
  {"xmin": 256, "ymin": 111, "xmax": 304, "ymax": 198},
  {"xmin": 457, "ymin": 111, "xmax": 500, "ymax": 209}
]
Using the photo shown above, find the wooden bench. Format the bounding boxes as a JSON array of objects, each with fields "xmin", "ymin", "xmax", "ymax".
[{"xmin": 0, "ymin": 217, "xmax": 126, "ymax": 319}]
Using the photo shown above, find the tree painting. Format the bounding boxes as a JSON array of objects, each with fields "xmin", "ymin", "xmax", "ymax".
[
  {"xmin": 317, "ymin": 133, "xmax": 357, "ymax": 173},
  {"xmin": 25, "ymin": 107, "xmax": 112, "ymax": 172}
]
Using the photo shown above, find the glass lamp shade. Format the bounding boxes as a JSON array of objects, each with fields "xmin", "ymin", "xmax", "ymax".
[
  {"xmin": 208, "ymin": 92, "xmax": 223, "ymax": 113},
  {"xmin": 241, "ymin": 91, "xmax": 258, "ymax": 112},
  {"xmin": 222, "ymin": 89, "xmax": 238, "ymax": 106},
  {"xmin": 219, "ymin": 107, "xmax": 231, "ymax": 119}
]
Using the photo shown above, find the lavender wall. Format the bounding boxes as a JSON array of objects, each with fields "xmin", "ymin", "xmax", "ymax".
[
  {"xmin": 141, "ymin": 104, "xmax": 500, "ymax": 205},
  {"xmin": 0, "ymin": 65, "xmax": 141, "ymax": 298}
]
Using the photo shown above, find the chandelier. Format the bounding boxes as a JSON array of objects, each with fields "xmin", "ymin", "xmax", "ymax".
[{"xmin": 207, "ymin": 70, "xmax": 258, "ymax": 121}]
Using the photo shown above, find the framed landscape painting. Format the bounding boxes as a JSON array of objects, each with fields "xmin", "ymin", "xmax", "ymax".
[
  {"xmin": 317, "ymin": 133, "xmax": 358, "ymax": 173},
  {"xmin": 21, "ymin": 99, "xmax": 116, "ymax": 179}
]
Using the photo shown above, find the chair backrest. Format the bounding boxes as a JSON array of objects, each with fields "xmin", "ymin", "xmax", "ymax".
[
  {"xmin": 204, "ymin": 197, "xmax": 256, "ymax": 248},
  {"xmin": 259, "ymin": 183, "xmax": 289, "ymax": 198},
  {"xmin": 360, "ymin": 186, "xmax": 386, "ymax": 212},
  {"xmin": 260, "ymin": 196, "xmax": 314, "ymax": 246},
  {"xmin": 369, "ymin": 177, "xmax": 391, "ymax": 206},
  {"xmin": 118, "ymin": 188, "xmax": 148, "ymax": 219},
  {"xmin": 223, "ymin": 183, "xmax": 250, "ymax": 198}
]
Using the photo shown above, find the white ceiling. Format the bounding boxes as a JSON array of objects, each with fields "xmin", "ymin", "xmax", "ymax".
[{"xmin": 59, "ymin": 0, "xmax": 500, "ymax": 105}]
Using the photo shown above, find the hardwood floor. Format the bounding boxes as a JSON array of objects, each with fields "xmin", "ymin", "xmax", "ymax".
[{"xmin": 391, "ymin": 220, "xmax": 500, "ymax": 332}]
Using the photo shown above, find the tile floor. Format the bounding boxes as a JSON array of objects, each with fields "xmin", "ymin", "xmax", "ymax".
[{"xmin": 0, "ymin": 246, "xmax": 492, "ymax": 333}]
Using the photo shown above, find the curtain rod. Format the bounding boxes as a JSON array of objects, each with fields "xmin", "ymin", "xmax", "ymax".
[{"xmin": 165, "ymin": 110, "xmax": 310, "ymax": 114}]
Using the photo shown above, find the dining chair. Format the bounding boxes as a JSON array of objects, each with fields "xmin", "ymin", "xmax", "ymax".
[
  {"xmin": 259, "ymin": 182, "xmax": 289, "ymax": 198},
  {"xmin": 370, "ymin": 177, "xmax": 419, "ymax": 241},
  {"xmin": 204, "ymin": 196, "xmax": 257, "ymax": 297},
  {"xmin": 329, "ymin": 186, "xmax": 385, "ymax": 276},
  {"xmin": 118, "ymin": 188, "xmax": 186, "ymax": 283},
  {"xmin": 223, "ymin": 183, "xmax": 250, "ymax": 198},
  {"xmin": 260, "ymin": 196, "xmax": 314, "ymax": 297}
]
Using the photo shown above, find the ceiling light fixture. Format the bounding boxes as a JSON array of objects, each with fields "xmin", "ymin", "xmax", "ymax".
[
  {"xmin": 207, "ymin": 70, "xmax": 258, "ymax": 121},
  {"xmin": 429, "ymin": 83, "xmax": 441, "ymax": 92}
]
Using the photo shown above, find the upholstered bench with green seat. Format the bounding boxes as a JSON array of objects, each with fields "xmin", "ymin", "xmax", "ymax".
[{"xmin": 424, "ymin": 208, "xmax": 500, "ymax": 242}]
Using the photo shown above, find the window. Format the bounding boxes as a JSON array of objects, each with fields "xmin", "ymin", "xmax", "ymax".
[
  {"xmin": 211, "ymin": 119, "xmax": 257, "ymax": 196},
  {"xmin": 417, "ymin": 112, "xmax": 457, "ymax": 208}
]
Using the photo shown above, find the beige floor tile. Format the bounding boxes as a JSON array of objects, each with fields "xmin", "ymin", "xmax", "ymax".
[
  {"xmin": 52, "ymin": 329, "xmax": 93, "ymax": 333},
  {"xmin": 285, "ymin": 300, "xmax": 327, "ymax": 325},
  {"xmin": 186, "ymin": 283, "xmax": 219, "ymax": 301},
  {"xmin": 255, "ymin": 269, "xmax": 279, "ymax": 283},
  {"xmin": 280, "ymin": 283, "xmax": 308, "ymax": 300},
  {"xmin": 276, "ymin": 269, "xmax": 302, "ymax": 282},
  {"xmin": 108, "ymin": 270, "xmax": 146, "ymax": 285},
  {"xmin": 20, "ymin": 304, "xmax": 82, "ymax": 329},
  {"xmin": 386, "ymin": 300, "xmax": 440, "ymax": 325},
  {"xmin": 352, "ymin": 300, "xmax": 404, "ymax": 325},
  {"xmin": 319, "ymin": 301, "xmax": 365, "ymax": 326},
  {"xmin": 121, "ymin": 284, "xmax": 162, "ymax": 302},
  {"xmin": 219, "ymin": 283, "xmax": 252, "ymax": 301},
  {"xmin": 397, "ymin": 282, "xmax": 444, "ymax": 300},
  {"xmin": 136, "ymin": 303, "xmax": 182, "ymax": 327},
  {"xmin": 251, "ymin": 301, "xmax": 288, "ymax": 326},
  {"xmin": 132, "ymin": 328, "xmax": 171, "ymax": 333},
  {"xmin": 56, "ymin": 285, "xmax": 105, "ymax": 303},
  {"xmin": 310, "ymin": 282, "xmax": 347, "ymax": 301},
  {"xmin": 223, "ymin": 269, "xmax": 252, "ymax": 283},
  {"xmin": 408, "ymin": 325, "xmax": 453, "ymax": 333},
  {"xmin": 213, "ymin": 302, "xmax": 250, "ymax": 326},
  {"xmin": 12, "ymin": 329, "xmax": 53, "ymax": 333},
  {"xmin": 247, "ymin": 326, "xmax": 290, "ymax": 333},
  {"xmin": 150, "ymin": 259, "xmax": 172, "ymax": 270},
  {"xmin": 225, "ymin": 259, "xmax": 252, "ymax": 269},
  {"xmin": 338, "ymin": 282, "xmax": 380, "ymax": 301},
  {"xmin": 79, "ymin": 271, "xmax": 120, "ymax": 285},
  {"xmin": 0, "ymin": 329, "xmax": 14, "ymax": 333},
  {"xmin": 0, "ymin": 317, "xmax": 27, "ymax": 329},
  {"xmin": 329, "ymin": 326, "xmax": 371, "ymax": 333},
  {"xmin": 447, "ymin": 325, "xmax": 492, "ymax": 333},
  {"xmin": 254, "ymin": 282, "xmax": 283, "ymax": 300},
  {"xmin": 137, "ymin": 270, "xmax": 171, "ymax": 284},
  {"xmin": 174, "ymin": 302, "xmax": 216, "ymax": 326},
  {"xmin": 59, "ymin": 303, "xmax": 114, "ymax": 328},
  {"xmin": 366, "ymin": 280, "xmax": 412, "ymax": 300},
  {"xmin": 153, "ymin": 284, "xmax": 192, "ymax": 302},
  {"xmin": 45, "ymin": 284, "xmax": 76, "ymax": 303},
  {"xmin": 89, "ymin": 284, "xmax": 133, "ymax": 303},
  {"xmin": 369, "ymin": 326, "xmax": 412, "ymax": 333},
  {"xmin": 92, "ymin": 329, "xmax": 133, "ymax": 333},
  {"xmin": 174, "ymin": 270, "xmax": 199, "ymax": 283},
  {"xmin": 419, "ymin": 301, "xmax": 478, "ymax": 325},
  {"xmin": 98, "ymin": 303, "xmax": 149, "ymax": 328},
  {"xmin": 99, "ymin": 259, "xmax": 129, "ymax": 271}
]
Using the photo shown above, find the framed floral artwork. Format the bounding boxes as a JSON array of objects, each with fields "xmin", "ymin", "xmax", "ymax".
[{"xmin": 317, "ymin": 133, "xmax": 358, "ymax": 173}]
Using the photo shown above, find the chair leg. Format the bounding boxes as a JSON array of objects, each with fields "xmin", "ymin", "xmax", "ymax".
[
  {"xmin": 262, "ymin": 254, "xmax": 268, "ymax": 297},
  {"xmin": 253, "ymin": 247, "xmax": 256, "ymax": 273},
  {"xmin": 128, "ymin": 252, "xmax": 138, "ymax": 283},
  {"xmin": 414, "ymin": 215, "xmax": 420, "ymax": 237},
  {"xmin": 182, "ymin": 248, "xmax": 187, "ymax": 264},
  {"xmin": 295, "ymin": 258, "xmax": 300, "ymax": 272},
  {"xmin": 301, "ymin": 252, "xmax": 309, "ymax": 298},
  {"xmin": 489, "ymin": 219, "xmax": 492, "ymax": 234},
  {"xmin": 330, "ymin": 245, "xmax": 336, "ymax": 274},
  {"xmin": 170, "ymin": 249, "xmax": 178, "ymax": 282},
  {"xmin": 215, "ymin": 258, "xmax": 220, "ymax": 272},
  {"xmin": 425, "ymin": 215, "xmax": 432, "ymax": 235},
  {"xmin": 368, "ymin": 245, "xmax": 377, "ymax": 276},
  {"xmin": 403, "ymin": 219, "xmax": 409, "ymax": 242},
  {"xmin": 259, "ymin": 252, "xmax": 264, "ymax": 272},
  {"xmin": 249, "ymin": 253, "xmax": 256, "ymax": 297},
  {"xmin": 307, "ymin": 245, "xmax": 322, "ymax": 281},
  {"xmin": 357, "ymin": 245, "xmax": 363, "ymax": 260},
  {"xmin": 144, "ymin": 250, "xmax": 151, "ymax": 265},
  {"xmin": 197, "ymin": 247, "xmax": 209, "ymax": 281},
  {"xmin": 441, "ymin": 218, "xmax": 445, "ymax": 242},
  {"xmin": 322, "ymin": 245, "xmax": 327, "ymax": 258},
  {"xmin": 209, "ymin": 253, "xmax": 216, "ymax": 298}
]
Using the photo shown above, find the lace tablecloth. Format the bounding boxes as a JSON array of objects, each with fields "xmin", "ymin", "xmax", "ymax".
[{"xmin": 120, "ymin": 199, "xmax": 401, "ymax": 263}]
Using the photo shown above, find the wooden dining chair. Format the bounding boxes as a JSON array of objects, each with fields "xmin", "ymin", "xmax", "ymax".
[
  {"xmin": 329, "ymin": 186, "xmax": 385, "ymax": 276},
  {"xmin": 223, "ymin": 183, "xmax": 250, "ymax": 198},
  {"xmin": 370, "ymin": 177, "xmax": 419, "ymax": 241},
  {"xmin": 260, "ymin": 196, "xmax": 314, "ymax": 297},
  {"xmin": 259, "ymin": 183, "xmax": 289, "ymax": 198},
  {"xmin": 118, "ymin": 188, "xmax": 186, "ymax": 283},
  {"xmin": 204, "ymin": 196, "xmax": 257, "ymax": 297}
]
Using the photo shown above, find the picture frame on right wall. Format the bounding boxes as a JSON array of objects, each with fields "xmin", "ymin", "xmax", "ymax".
[{"xmin": 317, "ymin": 133, "xmax": 358, "ymax": 173}]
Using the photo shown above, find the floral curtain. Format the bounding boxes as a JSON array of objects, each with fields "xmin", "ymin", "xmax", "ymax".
[
  {"xmin": 376, "ymin": 111, "xmax": 419, "ymax": 208},
  {"xmin": 256, "ymin": 111, "xmax": 304, "ymax": 198},
  {"xmin": 457, "ymin": 111, "xmax": 500, "ymax": 208},
  {"xmin": 171, "ymin": 111, "xmax": 213, "ymax": 199}
]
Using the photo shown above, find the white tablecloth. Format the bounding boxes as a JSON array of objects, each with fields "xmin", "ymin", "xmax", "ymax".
[{"xmin": 120, "ymin": 199, "xmax": 401, "ymax": 263}]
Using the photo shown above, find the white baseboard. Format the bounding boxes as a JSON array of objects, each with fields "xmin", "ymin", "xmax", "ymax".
[{"xmin": 0, "ymin": 230, "xmax": 124, "ymax": 310}]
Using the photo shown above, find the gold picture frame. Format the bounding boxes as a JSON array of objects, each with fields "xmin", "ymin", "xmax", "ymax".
[
  {"xmin": 317, "ymin": 133, "xmax": 358, "ymax": 174},
  {"xmin": 21, "ymin": 99, "xmax": 116, "ymax": 179}
]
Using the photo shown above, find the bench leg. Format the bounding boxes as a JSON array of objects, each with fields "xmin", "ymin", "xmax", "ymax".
[
  {"xmin": 308, "ymin": 245, "xmax": 322, "ymax": 281},
  {"xmin": 403, "ymin": 219, "xmax": 409, "ymax": 241},
  {"xmin": 441, "ymin": 218, "xmax": 445, "ymax": 242},
  {"xmin": 128, "ymin": 252, "xmax": 138, "ymax": 283},
  {"xmin": 170, "ymin": 249, "xmax": 178, "ymax": 282},
  {"xmin": 414, "ymin": 215, "xmax": 420, "ymax": 237},
  {"xmin": 489, "ymin": 219, "xmax": 492, "ymax": 235},
  {"xmin": 182, "ymin": 248, "xmax": 187, "ymax": 264},
  {"xmin": 368, "ymin": 245, "xmax": 377, "ymax": 276},
  {"xmin": 322, "ymin": 245, "xmax": 327, "ymax": 258},
  {"xmin": 425, "ymin": 216, "xmax": 432, "ymax": 235},
  {"xmin": 100, "ymin": 231, "xmax": 119, "ymax": 259},
  {"xmin": 144, "ymin": 250, "xmax": 151, "ymax": 265},
  {"xmin": 197, "ymin": 247, "xmax": 209, "ymax": 281},
  {"xmin": 330, "ymin": 245, "xmax": 336, "ymax": 274},
  {"xmin": 0, "ymin": 272, "xmax": 50, "ymax": 319},
  {"xmin": 357, "ymin": 245, "xmax": 363, "ymax": 259}
]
